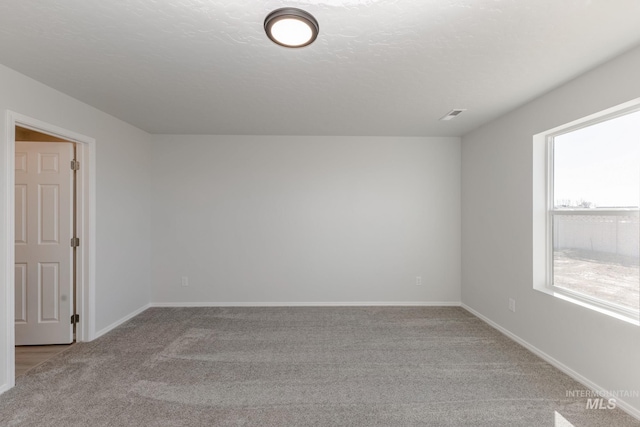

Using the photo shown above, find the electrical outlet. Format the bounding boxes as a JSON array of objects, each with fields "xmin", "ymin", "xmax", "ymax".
[
  {"xmin": 416, "ymin": 276, "xmax": 422, "ymax": 286},
  {"xmin": 508, "ymin": 298, "xmax": 516, "ymax": 312},
  {"xmin": 181, "ymin": 276, "xmax": 189, "ymax": 287}
]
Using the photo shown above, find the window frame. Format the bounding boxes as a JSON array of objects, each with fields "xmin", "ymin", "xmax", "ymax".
[{"xmin": 533, "ymin": 99, "xmax": 640, "ymax": 325}]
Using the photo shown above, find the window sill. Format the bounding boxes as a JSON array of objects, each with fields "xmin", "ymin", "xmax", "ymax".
[{"xmin": 534, "ymin": 285, "xmax": 639, "ymax": 326}]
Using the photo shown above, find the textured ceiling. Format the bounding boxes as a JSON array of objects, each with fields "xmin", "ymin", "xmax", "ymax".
[{"xmin": 1, "ymin": 0, "xmax": 640, "ymax": 136}]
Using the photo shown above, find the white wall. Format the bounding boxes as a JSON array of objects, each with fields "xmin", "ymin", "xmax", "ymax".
[
  {"xmin": 151, "ymin": 135, "xmax": 460, "ymax": 305},
  {"xmin": 462, "ymin": 45, "xmax": 640, "ymax": 414},
  {"xmin": 0, "ymin": 64, "xmax": 152, "ymax": 390}
]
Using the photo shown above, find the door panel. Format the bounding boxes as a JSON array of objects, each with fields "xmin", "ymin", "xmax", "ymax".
[
  {"xmin": 14, "ymin": 264, "xmax": 27, "ymax": 323},
  {"xmin": 39, "ymin": 184, "xmax": 59, "ymax": 244},
  {"xmin": 15, "ymin": 141, "xmax": 74, "ymax": 345},
  {"xmin": 15, "ymin": 185, "xmax": 27, "ymax": 244},
  {"xmin": 39, "ymin": 262, "xmax": 60, "ymax": 322}
]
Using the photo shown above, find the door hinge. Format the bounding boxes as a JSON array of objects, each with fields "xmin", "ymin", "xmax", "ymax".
[
  {"xmin": 71, "ymin": 237, "xmax": 80, "ymax": 248},
  {"xmin": 70, "ymin": 159, "xmax": 80, "ymax": 171},
  {"xmin": 71, "ymin": 314, "xmax": 80, "ymax": 325}
]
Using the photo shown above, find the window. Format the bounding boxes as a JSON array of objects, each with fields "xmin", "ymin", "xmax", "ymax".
[{"xmin": 534, "ymin": 100, "xmax": 640, "ymax": 324}]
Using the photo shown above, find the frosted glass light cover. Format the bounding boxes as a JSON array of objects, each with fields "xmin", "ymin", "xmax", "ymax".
[{"xmin": 271, "ymin": 19, "xmax": 313, "ymax": 47}]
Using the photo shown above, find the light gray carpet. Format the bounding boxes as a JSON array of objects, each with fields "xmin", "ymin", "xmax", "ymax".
[{"xmin": 0, "ymin": 307, "xmax": 638, "ymax": 426}]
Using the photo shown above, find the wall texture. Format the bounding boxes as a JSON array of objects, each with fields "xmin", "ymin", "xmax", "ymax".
[
  {"xmin": 151, "ymin": 135, "xmax": 461, "ymax": 305},
  {"xmin": 462, "ymin": 45, "xmax": 640, "ymax": 415},
  {"xmin": 0, "ymin": 64, "xmax": 152, "ymax": 391}
]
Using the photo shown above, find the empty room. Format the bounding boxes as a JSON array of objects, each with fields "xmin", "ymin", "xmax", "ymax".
[{"xmin": 0, "ymin": 1, "xmax": 639, "ymax": 426}]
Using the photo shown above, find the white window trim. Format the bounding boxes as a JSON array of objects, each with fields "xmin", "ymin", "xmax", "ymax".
[{"xmin": 533, "ymin": 98, "xmax": 640, "ymax": 325}]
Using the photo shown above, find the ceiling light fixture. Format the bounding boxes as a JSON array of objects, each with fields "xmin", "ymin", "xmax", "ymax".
[{"xmin": 264, "ymin": 8, "xmax": 319, "ymax": 48}]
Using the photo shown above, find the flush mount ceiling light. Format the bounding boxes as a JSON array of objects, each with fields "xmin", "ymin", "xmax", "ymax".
[{"xmin": 264, "ymin": 8, "xmax": 319, "ymax": 48}]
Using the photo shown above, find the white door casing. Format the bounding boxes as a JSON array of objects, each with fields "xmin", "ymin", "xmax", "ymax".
[{"xmin": 15, "ymin": 141, "xmax": 74, "ymax": 345}]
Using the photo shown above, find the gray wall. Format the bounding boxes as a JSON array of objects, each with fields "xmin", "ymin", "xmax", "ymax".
[
  {"xmin": 0, "ymin": 63, "xmax": 152, "ymax": 391},
  {"xmin": 150, "ymin": 135, "xmax": 461, "ymax": 305},
  {"xmin": 462, "ymin": 45, "xmax": 640, "ymax": 414}
]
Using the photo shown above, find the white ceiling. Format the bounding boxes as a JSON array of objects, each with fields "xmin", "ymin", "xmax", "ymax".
[{"xmin": 1, "ymin": 0, "xmax": 640, "ymax": 137}]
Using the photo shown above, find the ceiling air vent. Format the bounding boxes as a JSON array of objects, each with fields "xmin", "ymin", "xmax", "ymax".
[{"xmin": 440, "ymin": 109, "xmax": 467, "ymax": 121}]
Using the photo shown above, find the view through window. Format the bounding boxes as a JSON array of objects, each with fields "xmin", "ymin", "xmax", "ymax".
[{"xmin": 551, "ymin": 109, "xmax": 640, "ymax": 314}]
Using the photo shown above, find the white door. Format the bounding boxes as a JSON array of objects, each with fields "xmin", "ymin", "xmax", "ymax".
[{"xmin": 15, "ymin": 141, "xmax": 74, "ymax": 345}]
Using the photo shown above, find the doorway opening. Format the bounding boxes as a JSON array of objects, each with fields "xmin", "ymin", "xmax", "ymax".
[
  {"xmin": 14, "ymin": 127, "xmax": 77, "ymax": 376},
  {"xmin": 3, "ymin": 112, "xmax": 95, "ymax": 390}
]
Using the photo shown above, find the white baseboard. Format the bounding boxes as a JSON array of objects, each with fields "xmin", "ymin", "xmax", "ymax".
[
  {"xmin": 93, "ymin": 303, "xmax": 151, "ymax": 340},
  {"xmin": 150, "ymin": 301, "xmax": 462, "ymax": 308},
  {"xmin": 461, "ymin": 304, "xmax": 640, "ymax": 421},
  {"xmin": 0, "ymin": 383, "xmax": 10, "ymax": 395}
]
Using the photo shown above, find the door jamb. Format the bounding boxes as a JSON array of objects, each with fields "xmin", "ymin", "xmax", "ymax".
[{"xmin": 3, "ymin": 111, "xmax": 96, "ymax": 390}]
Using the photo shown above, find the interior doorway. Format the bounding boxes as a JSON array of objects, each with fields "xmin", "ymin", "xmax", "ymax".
[
  {"xmin": 15, "ymin": 127, "xmax": 77, "ymax": 347},
  {"xmin": 3, "ymin": 112, "xmax": 96, "ymax": 390},
  {"xmin": 14, "ymin": 127, "xmax": 76, "ymax": 377}
]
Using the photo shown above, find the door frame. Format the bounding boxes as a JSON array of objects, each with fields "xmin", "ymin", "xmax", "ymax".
[{"xmin": 3, "ymin": 111, "xmax": 96, "ymax": 389}]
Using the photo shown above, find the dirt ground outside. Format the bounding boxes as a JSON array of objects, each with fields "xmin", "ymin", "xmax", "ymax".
[{"xmin": 554, "ymin": 249, "xmax": 639, "ymax": 311}]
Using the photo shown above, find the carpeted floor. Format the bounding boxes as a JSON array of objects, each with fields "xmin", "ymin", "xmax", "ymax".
[{"xmin": 0, "ymin": 307, "xmax": 638, "ymax": 426}]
